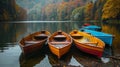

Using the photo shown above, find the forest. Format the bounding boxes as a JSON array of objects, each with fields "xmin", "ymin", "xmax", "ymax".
[
  {"xmin": 0, "ymin": 0, "xmax": 120, "ymax": 22},
  {"xmin": 0, "ymin": 0, "xmax": 27, "ymax": 21}
]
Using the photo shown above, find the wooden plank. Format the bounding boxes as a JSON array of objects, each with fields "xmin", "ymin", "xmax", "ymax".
[
  {"xmin": 50, "ymin": 42, "xmax": 70, "ymax": 44},
  {"xmin": 81, "ymin": 42, "xmax": 97, "ymax": 44}
]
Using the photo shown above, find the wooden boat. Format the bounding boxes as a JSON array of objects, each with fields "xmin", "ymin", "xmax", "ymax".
[
  {"xmin": 81, "ymin": 29, "xmax": 114, "ymax": 46},
  {"xmin": 48, "ymin": 31, "xmax": 72, "ymax": 59},
  {"xmin": 19, "ymin": 30, "xmax": 51, "ymax": 55},
  {"xmin": 83, "ymin": 23, "xmax": 90, "ymax": 26},
  {"xmin": 70, "ymin": 30, "xmax": 105, "ymax": 58},
  {"xmin": 81, "ymin": 25, "xmax": 102, "ymax": 31}
]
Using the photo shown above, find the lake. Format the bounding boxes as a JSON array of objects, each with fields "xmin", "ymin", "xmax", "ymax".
[{"xmin": 0, "ymin": 21, "xmax": 120, "ymax": 67}]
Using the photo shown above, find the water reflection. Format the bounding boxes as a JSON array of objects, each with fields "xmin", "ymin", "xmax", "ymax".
[
  {"xmin": 19, "ymin": 50, "xmax": 46, "ymax": 67},
  {"xmin": 0, "ymin": 21, "xmax": 78, "ymax": 52},
  {"xmin": 102, "ymin": 23, "xmax": 120, "ymax": 56},
  {"xmin": 0, "ymin": 43, "xmax": 16, "ymax": 52},
  {"xmin": 47, "ymin": 46, "xmax": 72, "ymax": 67},
  {"xmin": 19, "ymin": 44, "xmax": 113, "ymax": 67},
  {"xmin": 71, "ymin": 45, "xmax": 101, "ymax": 67},
  {"xmin": 0, "ymin": 21, "xmax": 120, "ymax": 67},
  {"xmin": 0, "ymin": 45, "xmax": 21, "ymax": 67},
  {"xmin": 0, "ymin": 23, "xmax": 28, "ymax": 44}
]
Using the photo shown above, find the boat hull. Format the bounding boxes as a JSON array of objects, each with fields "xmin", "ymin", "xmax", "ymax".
[
  {"xmin": 70, "ymin": 30, "xmax": 105, "ymax": 58},
  {"xmin": 20, "ymin": 40, "xmax": 46, "ymax": 54},
  {"xmin": 48, "ymin": 43, "xmax": 71, "ymax": 59},
  {"xmin": 48, "ymin": 31, "xmax": 72, "ymax": 59},
  {"xmin": 81, "ymin": 29, "xmax": 114, "ymax": 46},
  {"xmin": 74, "ymin": 41, "xmax": 103, "ymax": 58},
  {"xmin": 19, "ymin": 31, "xmax": 51, "ymax": 55},
  {"xmin": 82, "ymin": 25, "xmax": 102, "ymax": 31},
  {"xmin": 96, "ymin": 36, "xmax": 113, "ymax": 46}
]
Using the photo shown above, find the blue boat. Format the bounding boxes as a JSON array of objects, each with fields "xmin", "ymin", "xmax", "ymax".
[
  {"xmin": 80, "ymin": 29, "xmax": 114, "ymax": 46},
  {"xmin": 82, "ymin": 25, "xmax": 102, "ymax": 31}
]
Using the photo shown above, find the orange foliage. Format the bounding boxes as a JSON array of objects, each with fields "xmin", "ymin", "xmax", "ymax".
[
  {"xmin": 41, "ymin": 0, "xmax": 86, "ymax": 20},
  {"xmin": 85, "ymin": 2, "xmax": 93, "ymax": 12},
  {"xmin": 85, "ymin": 17, "xmax": 90, "ymax": 21},
  {"xmin": 45, "ymin": 4, "xmax": 54, "ymax": 16},
  {"xmin": 84, "ymin": 2, "xmax": 94, "ymax": 20}
]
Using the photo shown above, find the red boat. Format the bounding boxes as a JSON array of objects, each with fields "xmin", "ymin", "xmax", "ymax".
[
  {"xmin": 83, "ymin": 23, "xmax": 90, "ymax": 26},
  {"xmin": 70, "ymin": 30, "xmax": 105, "ymax": 58}
]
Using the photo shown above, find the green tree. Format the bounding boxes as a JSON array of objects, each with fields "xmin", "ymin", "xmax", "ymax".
[
  {"xmin": 28, "ymin": 3, "xmax": 42, "ymax": 20},
  {"xmin": 71, "ymin": 6, "xmax": 85, "ymax": 21},
  {"xmin": 92, "ymin": 0, "xmax": 106, "ymax": 20}
]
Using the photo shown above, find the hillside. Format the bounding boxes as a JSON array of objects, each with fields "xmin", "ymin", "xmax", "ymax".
[
  {"xmin": 0, "ymin": 0, "xmax": 27, "ymax": 21},
  {"xmin": 16, "ymin": 0, "xmax": 90, "ymax": 20}
]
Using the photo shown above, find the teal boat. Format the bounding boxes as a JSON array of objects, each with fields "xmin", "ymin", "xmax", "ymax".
[
  {"xmin": 82, "ymin": 25, "xmax": 102, "ymax": 31},
  {"xmin": 80, "ymin": 29, "xmax": 114, "ymax": 46}
]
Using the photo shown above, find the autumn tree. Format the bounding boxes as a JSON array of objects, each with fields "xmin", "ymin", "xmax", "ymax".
[
  {"xmin": 28, "ymin": 3, "xmax": 42, "ymax": 20},
  {"xmin": 44, "ymin": 4, "xmax": 57, "ymax": 20},
  {"xmin": 57, "ymin": 2, "xmax": 67, "ymax": 20},
  {"xmin": 57, "ymin": 0, "xmax": 85, "ymax": 20},
  {"xmin": 92, "ymin": 0, "xmax": 106, "ymax": 20},
  {"xmin": 102, "ymin": 0, "xmax": 120, "ymax": 20},
  {"xmin": 0, "ymin": 0, "xmax": 27, "ymax": 21},
  {"xmin": 84, "ymin": 1, "xmax": 94, "ymax": 21},
  {"xmin": 71, "ymin": 6, "xmax": 85, "ymax": 21}
]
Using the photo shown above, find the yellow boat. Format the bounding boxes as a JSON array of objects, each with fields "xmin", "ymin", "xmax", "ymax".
[
  {"xmin": 48, "ymin": 30, "xmax": 72, "ymax": 59},
  {"xmin": 70, "ymin": 30, "xmax": 105, "ymax": 58}
]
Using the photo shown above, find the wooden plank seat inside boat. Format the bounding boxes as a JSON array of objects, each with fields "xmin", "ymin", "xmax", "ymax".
[
  {"xmin": 50, "ymin": 41, "xmax": 70, "ymax": 44},
  {"xmin": 53, "ymin": 35, "xmax": 66, "ymax": 41},
  {"xmin": 50, "ymin": 41, "xmax": 70, "ymax": 48},
  {"xmin": 24, "ymin": 41, "xmax": 41, "ymax": 46},
  {"xmin": 81, "ymin": 42, "xmax": 98, "ymax": 44},
  {"xmin": 34, "ymin": 34, "xmax": 48, "ymax": 40},
  {"xmin": 71, "ymin": 30, "xmax": 83, "ymax": 39},
  {"xmin": 81, "ymin": 42, "xmax": 98, "ymax": 47},
  {"xmin": 76, "ymin": 38, "xmax": 98, "ymax": 46},
  {"xmin": 71, "ymin": 35, "xmax": 83, "ymax": 39}
]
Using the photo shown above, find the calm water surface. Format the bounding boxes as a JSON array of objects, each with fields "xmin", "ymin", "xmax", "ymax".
[{"xmin": 0, "ymin": 21, "xmax": 120, "ymax": 67}]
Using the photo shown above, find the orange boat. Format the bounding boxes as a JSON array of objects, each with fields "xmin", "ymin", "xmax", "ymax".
[
  {"xmin": 70, "ymin": 30, "xmax": 105, "ymax": 58},
  {"xmin": 19, "ymin": 30, "xmax": 51, "ymax": 55},
  {"xmin": 48, "ymin": 31, "xmax": 72, "ymax": 59}
]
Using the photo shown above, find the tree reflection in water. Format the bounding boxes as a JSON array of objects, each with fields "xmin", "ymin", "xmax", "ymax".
[{"xmin": 0, "ymin": 21, "xmax": 120, "ymax": 67}]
